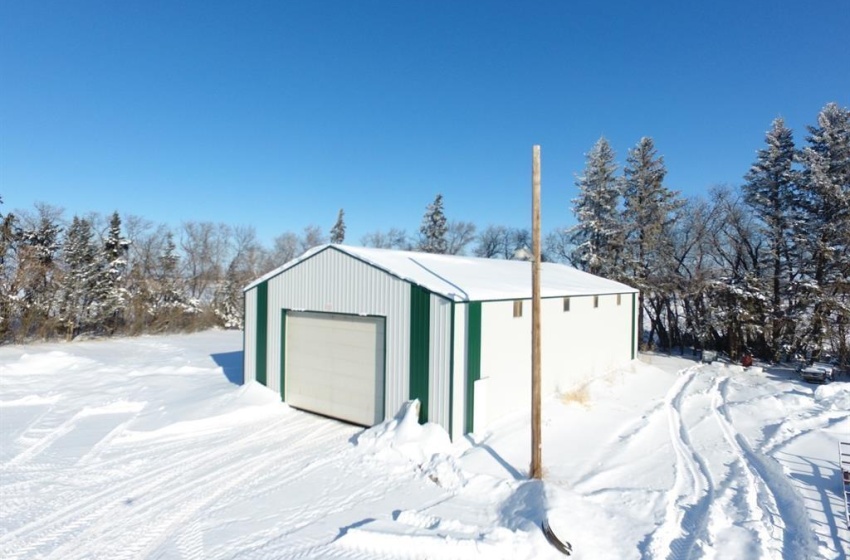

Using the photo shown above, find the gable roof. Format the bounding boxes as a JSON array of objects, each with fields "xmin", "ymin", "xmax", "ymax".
[{"xmin": 245, "ymin": 244, "xmax": 637, "ymax": 302}]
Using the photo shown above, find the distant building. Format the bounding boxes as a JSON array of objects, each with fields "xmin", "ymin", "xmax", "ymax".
[{"xmin": 243, "ymin": 244, "xmax": 638, "ymax": 440}]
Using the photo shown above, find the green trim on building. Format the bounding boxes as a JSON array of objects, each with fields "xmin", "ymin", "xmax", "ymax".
[
  {"xmin": 631, "ymin": 292, "xmax": 636, "ymax": 360},
  {"xmin": 280, "ymin": 309, "xmax": 287, "ymax": 401},
  {"xmin": 448, "ymin": 302, "xmax": 456, "ymax": 438},
  {"xmin": 256, "ymin": 282, "xmax": 268, "ymax": 386},
  {"xmin": 241, "ymin": 291, "xmax": 247, "ymax": 386},
  {"xmin": 465, "ymin": 301, "xmax": 482, "ymax": 433},
  {"xmin": 409, "ymin": 285, "xmax": 431, "ymax": 422}
]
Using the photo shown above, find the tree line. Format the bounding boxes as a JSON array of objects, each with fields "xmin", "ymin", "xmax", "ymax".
[{"xmin": 1, "ymin": 102, "xmax": 847, "ymax": 365}]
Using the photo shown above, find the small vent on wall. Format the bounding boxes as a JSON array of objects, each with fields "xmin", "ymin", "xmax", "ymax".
[{"xmin": 513, "ymin": 300, "xmax": 523, "ymax": 318}]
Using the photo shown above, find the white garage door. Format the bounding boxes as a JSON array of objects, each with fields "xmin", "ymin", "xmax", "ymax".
[{"xmin": 285, "ymin": 311, "xmax": 385, "ymax": 426}]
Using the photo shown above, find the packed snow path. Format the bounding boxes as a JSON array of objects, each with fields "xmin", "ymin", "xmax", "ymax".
[{"xmin": 1, "ymin": 332, "xmax": 848, "ymax": 559}]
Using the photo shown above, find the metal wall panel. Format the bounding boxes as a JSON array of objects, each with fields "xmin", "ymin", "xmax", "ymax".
[
  {"xmin": 263, "ymin": 247, "xmax": 412, "ymax": 422},
  {"xmin": 451, "ymin": 304, "xmax": 467, "ymax": 441},
  {"xmin": 478, "ymin": 294, "xmax": 634, "ymax": 430},
  {"xmin": 428, "ymin": 295, "xmax": 452, "ymax": 431},
  {"xmin": 244, "ymin": 289, "xmax": 257, "ymax": 383}
]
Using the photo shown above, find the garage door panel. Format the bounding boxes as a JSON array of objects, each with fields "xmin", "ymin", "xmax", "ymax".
[{"xmin": 286, "ymin": 312, "xmax": 385, "ymax": 426}]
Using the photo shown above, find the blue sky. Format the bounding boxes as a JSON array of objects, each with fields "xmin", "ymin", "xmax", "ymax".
[{"xmin": 1, "ymin": 1, "xmax": 848, "ymax": 246}]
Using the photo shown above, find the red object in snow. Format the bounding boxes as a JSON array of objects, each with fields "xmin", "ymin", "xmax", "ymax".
[{"xmin": 741, "ymin": 354, "xmax": 753, "ymax": 368}]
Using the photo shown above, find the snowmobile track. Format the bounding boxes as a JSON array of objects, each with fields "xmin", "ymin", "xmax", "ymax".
[{"xmin": 644, "ymin": 367, "xmax": 714, "ymax": 560}]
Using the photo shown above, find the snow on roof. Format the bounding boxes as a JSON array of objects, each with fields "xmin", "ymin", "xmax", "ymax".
[{"xmin": 245, "ymin": 244, "xmax": 637, "ymax": 302}]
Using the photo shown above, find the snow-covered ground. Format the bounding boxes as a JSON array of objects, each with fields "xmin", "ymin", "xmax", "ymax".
[{"xmin": 0, "ymin": 330, "xmax": 847, "ymax": 559}]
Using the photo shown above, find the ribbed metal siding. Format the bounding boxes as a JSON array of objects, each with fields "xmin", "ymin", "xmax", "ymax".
[
  {"xmin": 428, "ymin": 295, "xmax": 452, "ymax": 432},
  {"xmin": 451, "ymin": 304, "xmax": 467, "ymax": 441},
  {"xmin": 244, "ymin": 289, "xmax": 257, "ymax": 383},
  {"xmin": 264, "ymin": 248, "xmax": 411, "ymax": 420}
]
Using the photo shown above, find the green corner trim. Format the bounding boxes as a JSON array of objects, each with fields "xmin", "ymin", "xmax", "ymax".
[
  {"xmin": 256, "ymin": 282, "xmax": 268, "ymax": 386},
  {"xmin": 465, "ymin": 301, "xmax": 482, "ymax": 433},
  {"xmin": 242, "ymin": 291, "xmax": 247, "ymax": 386},
  {"xmin": 409, "ymin": 285, "xmax": 431, "ymax": 422}
]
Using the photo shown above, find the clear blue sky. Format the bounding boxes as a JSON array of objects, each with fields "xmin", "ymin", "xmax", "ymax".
[{"xmin": 1, "ymin": 1, "xmax": 848, "ymax": 246}]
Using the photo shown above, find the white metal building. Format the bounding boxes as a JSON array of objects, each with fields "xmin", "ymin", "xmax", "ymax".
[{"xmin": 243, "ymin": 244, "xmax": 638, "ymax": 441}]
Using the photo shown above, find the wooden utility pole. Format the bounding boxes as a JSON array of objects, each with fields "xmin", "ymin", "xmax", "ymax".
[{"xmin": 531, "ymin": 145, "xmax": 542, "ymax": 480}]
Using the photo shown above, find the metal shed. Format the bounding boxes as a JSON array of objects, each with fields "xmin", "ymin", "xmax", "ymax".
[{"xmin": 243, "ymin": 244, "xmax": 638, "ymax": 440}]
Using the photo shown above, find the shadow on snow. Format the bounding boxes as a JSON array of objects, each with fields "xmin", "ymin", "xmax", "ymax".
[{"xmin": 211, "ymin": 350, "xmax": 244, "ymax": 385}]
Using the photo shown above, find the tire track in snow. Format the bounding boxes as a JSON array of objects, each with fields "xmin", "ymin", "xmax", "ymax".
[
  {"xmin": 203, "ymin": 453, "xmax": 402, "ymax": 560},
  {"xmin": 62, "ymin": 422, "xmax": 348, "ymax": 560},
  {"xmin": 0, "ymin": 413, "xmax": 319, "ymax": 559},
  {"xmin": 712, "ymin": 378, "xmax": 816, "ymax": 559},
  {"xmin": 643, "ymin": 367, "xmax": 714, "ymax": 560}
]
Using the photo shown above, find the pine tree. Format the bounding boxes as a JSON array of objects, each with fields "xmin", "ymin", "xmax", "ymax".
[
  {"xmin": 15, "ymin": 208, "xmax": 62, "ymax": 338},
  {"xmin": 622, "ymin": 137, "xmax": 683, "ymax": 349},
  {"xmin": 214, "ymin": 259, "xmax": 244, "ymax": 329},
  {"xmin": 569, "ymin": 137, "xmax": 624, "ymax": 277},
  {"xmin": 94, "ymin": 211, "xmax": 130, "ymax": 333},
  {"xmin": 419, "ymin": 194, "xmax": 448, "ymax": 254},
  {"xmin": 797, "ymin": 102, "xmax": 850, "ymax": 359},
  {"xmin": 61, "ymin": 216, "xmax": 98, "ymax": 337},
  {"xmin": 330, "ymin": 209, "xmax": 346, "ymax": 244},
  {"xmin": 158, "ymin": 231, "xmax": 183, "ymax": 306},
  {"xmin": 151, "ymin": 231, "xmax": 190, "ymax": 330},
  {"xmin": 0, "ymin": 197, "xmax": 16, "ymax": 341},
  {"xmin": 742, "ymin": 117, "xmax": 799, "ymax": 360}
]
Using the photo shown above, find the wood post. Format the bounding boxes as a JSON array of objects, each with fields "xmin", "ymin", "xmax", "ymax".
[{"xmin": 531, "ymin": 145, "xmax": 542, "ymax": 480}]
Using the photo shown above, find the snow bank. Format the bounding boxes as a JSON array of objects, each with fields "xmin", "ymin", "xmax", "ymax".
[
  {"xmin": 813, "ymin": 382, "xmax": 850, "ymax": 410},
  {"xmin": 0, "ymin": 351, "xmax": 96, "ymax": 375},
  {"xmin": 355, "ymin": 400, "xmax": 464, "ymax": 489},
  {"xmin": 0, "ymin": 394, "xmax": 62, "ymax": 406},
  {"xmin": 356, "ymin": 400, "xmax": 452, "ymax": 463},
  {"xmin": 337, "ymin": 523, "xmax": 531, "ymax": 559},
  {"xmin": 545, "ymin": 483, "xmax": 646, "ymax": 560}
]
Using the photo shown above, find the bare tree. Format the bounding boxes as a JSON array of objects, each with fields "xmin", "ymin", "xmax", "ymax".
[
  {"xmin": 360, "ymin": 228, "xmax": 410, "ymax": 250},
  {"xmin": 299, "ymin": 225, "xmax": 327, "ymax": 253},
  {"xmin": 445, "ymin": 220, "xmax": 476, "ymax": 255},
  {"xmin": 544, "ymin": 228, "xmax": 573, "ymax": 264},
  {"xmin": 180, "ymin": 221, "xmax": 229, "ymax": 300},
  {"xmin": 474, "ymin": 225, "xmax": 508, "ymax": 258},
  {"xmin": 267, "ymin": 232, "xmax": 299, "ymax": 268}
]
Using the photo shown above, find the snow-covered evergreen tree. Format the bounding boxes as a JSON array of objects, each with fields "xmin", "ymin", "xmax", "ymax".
[
  {"xmin": 742, "ymin": 117, "xmax": 799, "ymax": 360},
  {"xmin": 213, "ymin": 259, "xmax": 244, "ymax": 329},
  {"xmin": 15, "ymin": 207, "xmax": 62, "ymax": 338},
  {"xmin": 61, "ymin": 216, "xmax": 98, "ymax": 337},
  {"xmin": 569, "ymin": 137, "xmax": 624, "ymax": 277},
  {"xmin": 330, "ymin": 209, "xmax": 346, "ymax": 244},
  {"xmin": 94, "ymin": 212, "xmax": 130, "ymax": 333},
  {"xmin": 622, "ymin": 137, "xmax": 683, "ymax": 348},
  {"xmin": 419, "ymin": 194, "xmax": 448, "ymax": 254},
  {"xmin": 797, "ymin": 102, "xmax": 850, "ymax": 358},
  {"xmin": 0, "ymin": 196, "xmax": 16, "ymax": 341},
  {"xmin": 158, "ymin": 231, "xmax": 183, "ymax": 307}
]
